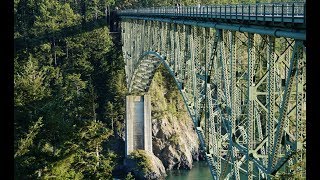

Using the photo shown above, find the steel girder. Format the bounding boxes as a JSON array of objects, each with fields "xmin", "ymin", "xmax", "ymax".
[{"xmin": 121, "ymin": 19, "xmax": 306, "ymax": 179}]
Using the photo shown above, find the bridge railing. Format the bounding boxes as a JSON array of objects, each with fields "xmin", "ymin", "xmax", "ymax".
[{"xmin": 117, "ymin": 2, "xmax": 305, "ymax": 25}]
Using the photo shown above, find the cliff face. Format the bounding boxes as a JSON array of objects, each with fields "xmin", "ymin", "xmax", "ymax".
[
  {"xmin": 152, "ymin": 113, "xmax": 200, "ymax": 170},
  {"xmin": 147, "ymin": 66, "xmax": 200, "ymax": 170}
]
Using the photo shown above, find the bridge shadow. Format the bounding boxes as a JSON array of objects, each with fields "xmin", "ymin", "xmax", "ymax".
[{"xmin": 14, "ymin": 13, "xmax": 120, "ymax": 52}]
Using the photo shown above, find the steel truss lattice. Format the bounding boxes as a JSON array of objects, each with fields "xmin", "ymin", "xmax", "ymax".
[{"xmin": 121, "ymin": 19, "xmax": 306, "ymax": 179}]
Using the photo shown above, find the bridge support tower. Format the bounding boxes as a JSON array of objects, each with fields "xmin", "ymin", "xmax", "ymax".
[{"xmin": 125, "ymin": 95, "xmax": 152, "ymax": 157}]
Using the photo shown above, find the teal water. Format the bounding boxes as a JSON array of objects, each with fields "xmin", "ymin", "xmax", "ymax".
[
  {"xmin": 166, "ymin": 160, "xmax": 250, "ymax": 179},
  {"xmin": 166, "ymin": 161, "xmax": 212, "ymax": 180}
]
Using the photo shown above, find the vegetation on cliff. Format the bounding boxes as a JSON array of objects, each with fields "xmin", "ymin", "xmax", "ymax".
[
  {"xmin": 129, "ymin": 150, "xmax": 153, "ymax": 174},
  {"xmin": 147, "ymin": 66, "xmax": 201, "ymax": 170},
  {"xmin": 126, "ymin": 150, "xmax": 166, "ymax": 179}
]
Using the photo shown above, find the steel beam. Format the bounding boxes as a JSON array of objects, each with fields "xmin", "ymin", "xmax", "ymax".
[{"xmin": 120, "ymin": 16, "xmax": 306, "ymax": 40}]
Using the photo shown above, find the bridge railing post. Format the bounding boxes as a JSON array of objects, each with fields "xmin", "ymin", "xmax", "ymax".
[
  {"xmin": 272, "ymin": 4, "xmax": 274, "ymax": 24},
  {"xmin": 235, "ymin": 5, "xmax": 237, "ymax": 20},
  {"xmin": 176, "ymin": 5, "xmax": 178, "ymax": 16},
  {"xmin": 201, "ymin": 6, "xmax": 203, "ymax": 17},
  {"xmin": 213, "ymin": 5, "xmax": 215, "ymax": 19},
  {"xmin": 249, "ymin": 4, "xmax": 251, "ymax": 20},
  {"xmin": 292, "ymin": 3, "xmax": 295, "ymax": 25},
  {"xmin": 225, "ymin": 5, "xmax": 227, "ymax": 19},
  {"xmin": 303, "ymin": 2, "xmax": 306, "ymax": 25},
  {"xmin": 242, "ymin": 5, "xmax": 244, "ymax": 21},
  {"xmin": 191, "ymin": 6, "xmax": 192, "ymax": 17},
  {"xmin": 281, "ymin": 4, "xmax": 284, "ymax": 23},
  {"xmin": 187, "ymin": 6, "xmax": 189, "ymax": 17},
  {"xmin": 195, "ymin": 5, "xmax": 197, "ymax": 16},
  {"xmin": 255, "ymin": 4, "xmax": 257, "ymax": 22},
  {"xmin": 263, "ymin": 4, "xmax": 266, "ymax": 22},
  {"xmin": 196, "ymin": 5, "xmax": 198, "ymax": 16}
]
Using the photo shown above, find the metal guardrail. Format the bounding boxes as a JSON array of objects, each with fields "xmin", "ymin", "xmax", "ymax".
[{"xmin": 117, "ymin": 2, "xmax": 305, "ymax": 26}]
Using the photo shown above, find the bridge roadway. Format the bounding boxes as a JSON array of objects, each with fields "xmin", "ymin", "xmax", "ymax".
[
  {"xmin": 118, "ymin": 2, "xmax": 306, "ymax": 179},
  {"xmin": 117, "ymin": 2, "xmax": 305, "ymax": 40}
]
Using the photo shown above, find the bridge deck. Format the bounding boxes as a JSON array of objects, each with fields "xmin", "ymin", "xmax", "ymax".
[{"xmin": 118, "ymin": 2, "xmax": 305, "ymax": 30}]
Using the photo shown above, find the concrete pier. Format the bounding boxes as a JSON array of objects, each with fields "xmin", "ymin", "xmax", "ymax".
[{"xmin": 125, "ymin": 95, "xmax": 152, "ymax": 156}]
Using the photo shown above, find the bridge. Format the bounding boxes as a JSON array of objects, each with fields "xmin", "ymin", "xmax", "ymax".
[{"xmin": 118, "ymin": 2, "xmax": 306, "ymax": 179}]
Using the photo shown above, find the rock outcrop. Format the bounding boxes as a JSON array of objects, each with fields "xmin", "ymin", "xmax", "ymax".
[
  {"xmin": 125, "ymin": 150, "xmax": 166, "ymax": 179},
  {"xmin": 152, "ymin": 113, "xmax": 200, "ymax": 170},
  {"xmin": 148, "ymin": 67, "xmax": 201, "ymax": 170}
]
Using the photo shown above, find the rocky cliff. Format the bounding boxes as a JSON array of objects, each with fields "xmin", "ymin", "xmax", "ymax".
[{"xmin": 147, "ymin": 66, "xmax": 201, "ymax": 170}]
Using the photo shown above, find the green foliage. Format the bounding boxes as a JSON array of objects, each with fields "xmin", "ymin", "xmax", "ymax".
[
  {"xmin": 129, "ymin": 150, "xmax": 153, "ymax": 174},
  {"xmin": 40, "ymin": 120, "xmax": 115, "ymax": 179},
  {"xmin": 42, "ymin": 154, "xmax": 84, "ymax": 179},
  {"xmin": 169, "ymin": 133, "xmax": 180, "ymax": 146},
  {"xmin": 14, "ymin": 117, "xmax": 43, "ymax": 158},
  {"xmin": 148, "ymin": 64, "xmax": 188, "ymax": 124},
  {"xmin": 148, "ymin": 68, "xmax": 168, "ymax": 115},
  {"xmin": 71, "ymin": 120, "xmax": 115, "ymax": 179},
  {"xmin": 14, "ymin": 56, "xmax": 51, "ymax": 107},
  {"xmin": 32, "ymin": 0, "xmax": 81, "ymax": 35},
  {"xmin": 14, "ymin": 0, "xmax": 123, "ymax": 178},
  {"xmin": 125, "ymin": 172, "xmax": 135, "ymax": 180}
]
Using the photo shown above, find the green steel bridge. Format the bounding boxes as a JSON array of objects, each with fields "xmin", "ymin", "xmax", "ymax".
[{"xmin": 117, "ymin": 2, "xmax": 306, "ymax": 179}]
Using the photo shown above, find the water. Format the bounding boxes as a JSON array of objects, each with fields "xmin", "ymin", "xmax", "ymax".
[
  {"xmin": 166, "ymin": 161, "xmax": 212, "ymax": 180},
  {"xmin": 166, "ymin": 160, "xmax": 251, "ymax": 179}
]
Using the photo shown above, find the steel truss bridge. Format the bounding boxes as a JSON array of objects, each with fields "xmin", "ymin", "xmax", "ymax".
[{"xmin": 117, "ymin": 2, "xmax": 306, "ymax": 179}]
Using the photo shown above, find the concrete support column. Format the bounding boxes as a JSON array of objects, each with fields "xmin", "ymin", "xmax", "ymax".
[{"xmin": 126, "ymin": 95, "xmax": 152, "ymax": 157}]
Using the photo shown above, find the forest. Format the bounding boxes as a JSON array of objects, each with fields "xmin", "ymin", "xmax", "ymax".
[{"xmin": 14, "ymin": 0, "xmax": 304, "ymax": 179}]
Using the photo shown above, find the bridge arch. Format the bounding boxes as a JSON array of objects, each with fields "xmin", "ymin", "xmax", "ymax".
[
  {"xmin": 128, "ymin": 51, "xmax": 189, "ymax": 96},
  {"xmin": 128, "ymin": 51, "xmax": 165, "ymax": 93},
  {"xmin": 128, "ymin": 50, "xmax": 200, "ymax": 125}
]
